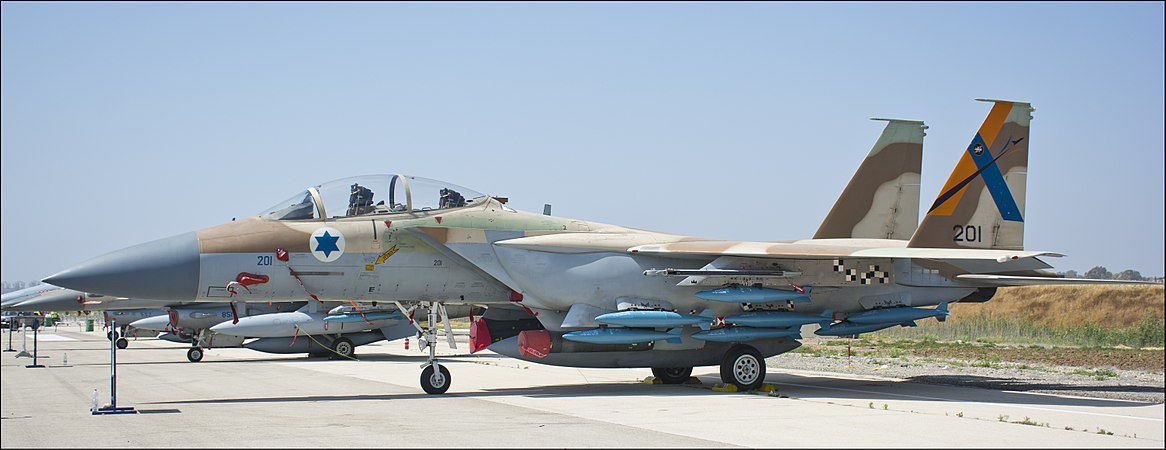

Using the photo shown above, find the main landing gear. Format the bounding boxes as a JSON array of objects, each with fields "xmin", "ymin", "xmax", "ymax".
[
  {"xmin": 720, "ymin": 344, "xmax": 765, "ymax": 391},
  {"xmin": 651, "ymin": 367, "xmax": 694, "ymax": 384},
  {"xmin": 652, "ymin": 345, "xmax": 765, "ymax": 390}
]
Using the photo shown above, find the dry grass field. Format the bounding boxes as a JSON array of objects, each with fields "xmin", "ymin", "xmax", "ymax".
[
  {"xmin": 878, "ymin": 284, "xmax": 1165, "ymax": 349},
  {"xmin": 949, "ymin": 285, "xmax": 1164, "ymax": 328}
]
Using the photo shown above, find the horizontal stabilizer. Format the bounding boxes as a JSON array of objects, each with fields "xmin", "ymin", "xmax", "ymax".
[
  {"xmin": 628, "ymin": 240, "xmax": 1063, "ymax": 262},
  {"xmin": 954, "ymin": 274, "xmax": 1162, "ymax": 287}
]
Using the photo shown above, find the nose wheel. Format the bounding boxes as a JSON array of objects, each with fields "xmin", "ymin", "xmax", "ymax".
[
  {"xmin": 187, "ymin": 347, "xmax": 204, "ymax": 362},
  {"xmin": 420, "ymin": 364, "xmax": 451, "ymax": 394},
  {"xmin": 396, "ymin": 301, "xmax": 456, "ymax": 395},
  {"xmin": 115, "ymin": 337, "xmax": 129, "ymax": 349}
]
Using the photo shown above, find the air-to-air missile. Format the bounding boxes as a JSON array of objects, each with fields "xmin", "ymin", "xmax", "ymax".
[
  {"xmin": 815, "ymin": 303, "xmax": 949, "ymax": 337},
  {"xmin": 593, "ymin": 310, "xmax": 709, "ymax": 329},
  {"xmin": 695, "ymin": 286, "xmax": 812, "ymax": 303},
  {"xmin": 562, "ymin": 327, "xmax": 682, "ymax": 345}
]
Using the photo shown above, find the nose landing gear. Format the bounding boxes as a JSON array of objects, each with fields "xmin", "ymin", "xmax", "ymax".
[{"xmin": 396, "ymin": 301, "xmax": 456, "ymax": 394}]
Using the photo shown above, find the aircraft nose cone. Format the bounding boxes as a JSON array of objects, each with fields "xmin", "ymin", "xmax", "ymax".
[{"xmin": 44, "ymin": 232, "xmax": 200, "ymax": 301}]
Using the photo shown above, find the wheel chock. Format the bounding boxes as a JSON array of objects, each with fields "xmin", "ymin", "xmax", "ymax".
[
  {"xmin": 684, "ymin": 376, "xmax": 702, "ymax": 384},
  {"xmin": 642, "ymin": 376, "xmax": 662, "ymax": 384},
  {"xmin": 711, "ymin": 384, "xmax": 738, "ymax": 392}
]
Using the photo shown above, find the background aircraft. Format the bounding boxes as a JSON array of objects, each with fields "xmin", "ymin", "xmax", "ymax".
[
  {"xmin": 1, "ymin": 284, "xmax": 435, "ymax": 362},
  {"xmin": 47, "ymin": 100, "xmax": 1145, "ymax": 394}
]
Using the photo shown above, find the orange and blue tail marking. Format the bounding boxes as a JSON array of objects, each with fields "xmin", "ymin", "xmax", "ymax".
[{"xmin": 927, "ymin": 102, "xmax": 1024, "ymax": 222}]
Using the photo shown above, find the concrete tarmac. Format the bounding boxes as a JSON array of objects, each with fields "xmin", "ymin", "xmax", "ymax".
[{"xmin": 2, "ymin": 326, "xmax": 1162, "ymax": 448}]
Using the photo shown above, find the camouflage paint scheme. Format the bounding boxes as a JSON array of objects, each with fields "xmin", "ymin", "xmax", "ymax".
[
  {"xmin": 814, "ymin": 118, "xmax": 925, "ymax": 240},
  {"xmin": 47, "ymin": 100, "xmax": 1150, "ymax": 392}
]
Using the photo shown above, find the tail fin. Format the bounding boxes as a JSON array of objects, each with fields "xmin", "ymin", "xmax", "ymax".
[
  {"xmin": 814, "ymin": 118, "xmax": 926, "ymax": 240},
  {"xmin": 908, "ymin": 99, "xmax": 1034, "ymax": 250}
]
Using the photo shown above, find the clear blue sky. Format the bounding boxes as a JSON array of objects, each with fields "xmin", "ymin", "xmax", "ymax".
[{"xmin": 2, "ymin": 2, "xmax": 1163, "ymax": 284}]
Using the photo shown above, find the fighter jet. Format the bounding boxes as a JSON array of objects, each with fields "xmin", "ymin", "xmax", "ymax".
[{"xmin": 50, "ymin": 99, "xmax": 1140, "ymax": 394}]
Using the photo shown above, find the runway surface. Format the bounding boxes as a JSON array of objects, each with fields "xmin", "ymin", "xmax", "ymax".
[{"xmin": 2, "ymin": 326, "xmax": 1162, "ymax": 448}]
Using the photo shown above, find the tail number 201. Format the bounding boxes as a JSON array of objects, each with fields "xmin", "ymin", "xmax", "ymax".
[{"xmin": 953, "ymin": 225, "xmax": 982, "ymax": 243}]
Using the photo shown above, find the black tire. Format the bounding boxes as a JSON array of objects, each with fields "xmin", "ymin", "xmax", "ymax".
[
  {"xmin": 187, "ymin": 347, "xmax": 204, "ymax": 363},
  {"xmin": 115, "ymin": 338, "xmax": 129, "ymax": 350},
  {"xmin": 331, "ymin": 337, "xmax": 355, "ymax": 360},
  {"xmin": 720, "ymin": 345, "xmax": 765, "ymax": 391},
  {"xmin": 106, "ymin": 330, "xmax": 118, "ymax": 341},
  {"xmin": 420, "ymin": 364, "xmax": 451, "ymax": 395},
  {"xmin": 651, "ymin": 367, "xmax": 693, "ymax": 384}
]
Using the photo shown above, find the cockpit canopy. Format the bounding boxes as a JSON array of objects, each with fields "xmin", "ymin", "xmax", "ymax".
[{"xmin": 259, "ymin": 175, "xmax": 487, "ymax": 220}]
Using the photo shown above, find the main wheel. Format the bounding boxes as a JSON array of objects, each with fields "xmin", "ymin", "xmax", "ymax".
[
  {"xmin": 651, "ymin": 367, "xmax": 693, "ymax": 384},
  {"xmin": 187, "ymin": 347, "xmax": 204, "ymax": 363},
  {"xmin": 420, "ymin": 364, "xmax": 451, "ymax": 395},
  {"xmin": 720, "ymin": 345, "xmax": 765, "ymax": 391},
  {"xmin": 331, "ymin": 337, "xmax": 355, "ymax": 360},
  {"xmin": 115, "ymin": 337, "xmax": 129, "ymax": 349}
]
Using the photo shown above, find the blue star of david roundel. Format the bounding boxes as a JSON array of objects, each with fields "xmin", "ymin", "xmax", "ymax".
[{"xmin": 310, "ymin": 227, "xmax": 346, "ymax": 262}]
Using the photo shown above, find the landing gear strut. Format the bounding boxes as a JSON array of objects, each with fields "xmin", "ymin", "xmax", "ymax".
[{"xmin": 397, "ymin": 301, "xmax": 455, "ymax": 394}]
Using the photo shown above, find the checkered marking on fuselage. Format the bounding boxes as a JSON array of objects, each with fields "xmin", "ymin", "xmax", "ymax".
[{"xmin": 834, "ymin": 260, "xmax": 889, "ymax": 284}]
